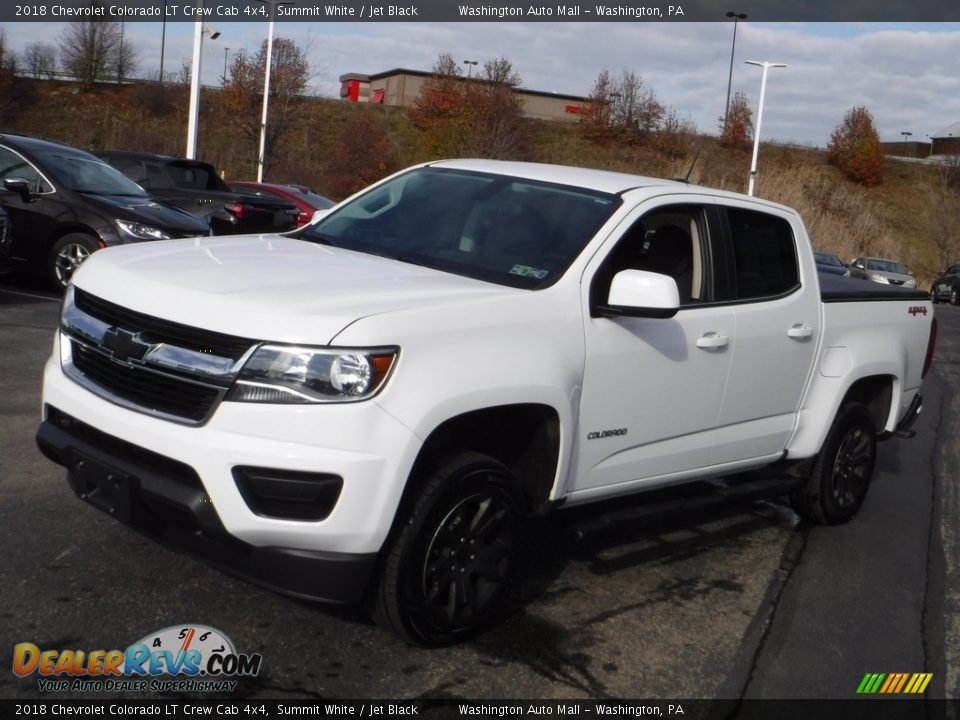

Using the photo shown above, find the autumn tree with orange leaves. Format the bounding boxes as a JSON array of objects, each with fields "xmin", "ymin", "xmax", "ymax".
[
  {"xmin": 827, "ymin": 106, "xmax": 884, "ymax": 187},
  {"xmin": 409, "ymin": 53, "xmax": 528, "ymax": 159}
]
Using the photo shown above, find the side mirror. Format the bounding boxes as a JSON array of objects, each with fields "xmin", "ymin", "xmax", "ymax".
[
  {"xmin": 595, "ymin": 269, "xmax": 679, "ymax": 319},
  {"xmin": 3, "ymin": 177, "xmax": 33, "ymax": 202}
]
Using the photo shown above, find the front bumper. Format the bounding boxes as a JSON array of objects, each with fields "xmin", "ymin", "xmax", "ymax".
[
  {"xmin": 37, "ymin": 408, "xmax": 377, "ymax": 603},
  {"xmin": 38, "ymin": 347, "xmax": 424, "ymax": 603}
]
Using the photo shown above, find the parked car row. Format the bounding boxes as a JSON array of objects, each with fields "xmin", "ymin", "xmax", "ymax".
[
  {"xmin": 0, "ymin": 133, "xmax": 211, "ymax": 288},
  {"xmin": 0, "ymin": 132, "xmax": 332, "ymax": 289},
  {"xmin": 227, "ymin": 181, "xmax": 335, "ymax": 228},
  {"xmin": 95, "ymin": 152, "xmax": 302, "ymax": 236}
]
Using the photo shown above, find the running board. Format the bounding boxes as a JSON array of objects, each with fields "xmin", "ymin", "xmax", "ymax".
[{"xmin": 564, "ymin": 473, "xmax": 805, "ymax": 540}]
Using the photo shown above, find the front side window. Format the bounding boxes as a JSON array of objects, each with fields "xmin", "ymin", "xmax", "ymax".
[
  {"xmin": 299, "ymin": 167, "xmax": 620, "ymax": 289},
  {"xmin": 591, "ymin": 205, "xmax": 710, "ymax": 308},
  {"xmin": 727, "ymin": 207, "xmax": 799, "ymax": 300},
  {"xmin": 0, "ymin": 147, "xmax": 53, "ymax": 194}
]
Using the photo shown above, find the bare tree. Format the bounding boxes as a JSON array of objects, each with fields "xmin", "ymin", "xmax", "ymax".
[
  {"xmin": 931, "ymin": 156, "xmax": 960, "ymax": 270},
  {"xmin": 220, "ymin": 37, "xmax": 311, "ymax": 176},
  {"xmin": 59, "ymin": 13, "xmax": 124, "ymax": 84},
  {"xmin": 481, "ymin": 56, "xmax": 520, "ymax": 86},
  {"xmin": 431, "ymin": 52, "xmax": 462, "ymax": 78},
  {"xmin": 610, "ymin": 70, "xmax": 664, "ymax": 137},
  {"xmin": 113, "ymin": 23, "xmax": 137, "ymax": 82},
  {"xmin": 22, "ymin": 42, "xmax": 58, "ymax": 78}
]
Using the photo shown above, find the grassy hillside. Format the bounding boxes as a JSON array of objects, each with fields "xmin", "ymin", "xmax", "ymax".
[{"xmin": 2, "ymin": 75, "xmax": 956, "ymax": 285}]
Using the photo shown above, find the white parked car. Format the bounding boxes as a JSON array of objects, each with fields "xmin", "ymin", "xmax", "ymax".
[{"xmin": 38, "ymin": 160, "xmax": 936, "ymax": 644}]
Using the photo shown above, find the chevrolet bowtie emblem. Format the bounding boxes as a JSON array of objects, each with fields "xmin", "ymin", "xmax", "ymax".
[{"xmin": 102, "ymin": 328, "xmax": 150, "ymax": 363}]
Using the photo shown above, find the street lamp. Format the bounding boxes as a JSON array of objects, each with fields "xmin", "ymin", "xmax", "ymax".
[
  {"xmin": 257, "ymin": 8, "xmax": 276, "ymax": 182},
  {"xmin": 723, "ymin": 11, "xmax": 747, "ymax": 133},
  {"xmin": 745, "ymin": 60, "xmax": 787, "ymax": 197},
  {"xmin": 185, "ymin": 14, "xmax": 221, "ymax": 160},
  {"xmin": 463, "ymin": 59, "xmax": 478, "ymax": 77},
  {"xmin": 222, "ymin": 47, "xmax": 230, "ymax": 86},
  {"xmin": 901, "ymin": 130, "xmax": 913, "ymax": 157}
]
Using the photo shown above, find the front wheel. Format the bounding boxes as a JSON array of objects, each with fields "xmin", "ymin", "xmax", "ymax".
[
  {"xmin": 48, "ymin": 233, "xmax": 98, "ymax": 289},
  {"xmin": 371, "ymin": 451, "xmax": 522, "ymax": 645},
  {"xmin": 791, "ymin": 402, "xmax": 877, "ymax": 525}
]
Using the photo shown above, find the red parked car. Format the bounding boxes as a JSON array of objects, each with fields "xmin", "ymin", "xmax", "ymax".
[{"xmin": 228, "ymin": 181, "xmax": 335, "ymax": 228}]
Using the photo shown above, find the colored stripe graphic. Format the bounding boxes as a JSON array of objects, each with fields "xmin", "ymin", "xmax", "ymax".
[{"xmin": 857, "ymin": 672, "xmax": 932, "ymax": 694}]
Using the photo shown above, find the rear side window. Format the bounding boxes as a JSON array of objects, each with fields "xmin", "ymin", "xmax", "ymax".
[{"xmin": 727, "ymin": 208, "xmax": 799, "ymax": 300}]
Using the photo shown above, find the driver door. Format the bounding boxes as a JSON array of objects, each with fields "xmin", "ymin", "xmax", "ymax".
[{"xmin": 570, "ymin": 199, "xmax": 734, "ymax": 497}]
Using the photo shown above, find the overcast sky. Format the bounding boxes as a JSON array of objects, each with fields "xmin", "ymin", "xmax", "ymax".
[{"xmin": 4, "ymin": 20, "xmax": 960, "ymax": 147}]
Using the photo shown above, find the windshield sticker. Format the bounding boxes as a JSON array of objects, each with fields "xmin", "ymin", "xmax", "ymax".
[{"xmin": 509, "ymin": 264, "xmax": 550, "ymax": 280}]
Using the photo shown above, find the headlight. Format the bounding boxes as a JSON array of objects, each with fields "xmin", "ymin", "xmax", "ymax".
[
  {"xmin": 843, "ymin": 269, "xmax": 851, "ymax": 277},
  {"xmin": 868, "ymin": 273, "xmax": 889, "ymax": 283},
  {"xmin": 228, "ymin": 345, "xmax": 398, "ymax": 404},
  {"xmin": 116, "ymin": 219, "xmax": 171, "ymax": 241}
]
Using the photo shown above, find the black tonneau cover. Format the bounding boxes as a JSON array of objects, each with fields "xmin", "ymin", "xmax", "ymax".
[{"xmin": 819, "ymin": 273, "xmax": 928, "ymax": 302}]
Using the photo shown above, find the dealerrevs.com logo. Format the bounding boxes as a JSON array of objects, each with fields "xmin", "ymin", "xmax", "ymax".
[{"xmin": 13, "ymin": 624, "xmax": 262, "ymax": 693}]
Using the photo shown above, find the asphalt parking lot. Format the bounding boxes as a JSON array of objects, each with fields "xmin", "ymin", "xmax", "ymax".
[{"xmin": 1, "ymin": 278, "xmax": 957, "ymax": 703}]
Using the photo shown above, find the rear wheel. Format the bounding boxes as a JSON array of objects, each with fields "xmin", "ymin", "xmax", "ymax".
[
  {"xmin": 371, "ymin": 451, "xmax": 521, "ymax": 645},
  {"xmin": 791, "ymin": 402, "xmax": 877, "ymax": 525},
  {"xmin": 48, "ymin": 233, "xmax": 98, "ymax": 289}
]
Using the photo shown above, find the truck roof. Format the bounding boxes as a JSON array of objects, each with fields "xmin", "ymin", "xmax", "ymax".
[{"xmin": 426, "ymin": 159, "xmax": 797, "ymax": 214}]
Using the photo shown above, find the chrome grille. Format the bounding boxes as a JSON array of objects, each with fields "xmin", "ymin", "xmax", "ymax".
[{"xmin": 61, "ymin": 287, "xmax": 257, "ymax": 425}]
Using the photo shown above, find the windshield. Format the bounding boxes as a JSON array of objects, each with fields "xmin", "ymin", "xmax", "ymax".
[
  {"xmin": 298, "ymin": 167, "xmax": 620, "ymax": 289},
  {"xmin": 814, "ymin": 252, "xmax": 843, "ymax": 267},
  {"xmin": 867, "ymin": 259, "xmax": 908, "ymax": 274},
  {"xmin": 39, "ymin": 151, "xmax": 148, "ymax": 196}
]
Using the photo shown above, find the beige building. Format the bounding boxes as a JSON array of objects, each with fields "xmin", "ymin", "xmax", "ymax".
[{"xmin": 340, "ymin": 69, "xmax": 589, "ymax": 123}]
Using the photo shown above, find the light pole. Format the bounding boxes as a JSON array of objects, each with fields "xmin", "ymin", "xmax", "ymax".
[
  {"xmin": 900, "ymin": 130, "xmax": 913, "ymax": 157},
  {"xmin": 185, "ymin": 12, "xmax": 220, "ymax": 160},
  {"xmin": 160, "ymin": 1, "xmax": 167, "ymax": 85},
  {"xmin": 462, "ymin": 59, "xmax": 477, "ymax": 77},
  {"xmin": 257, "ymin": 9, "xmax": 276, "ymax": 182},
  {"xmin": 745, "ymin": 60, "xmax": 787, "ymax": 197},
  {"xmin": 222, "ymin": 47, "xmax": 230, "ymax": 86},
  {"xmin": 723, "ymin": 11, "xmax": 747, "ymax": 133}
]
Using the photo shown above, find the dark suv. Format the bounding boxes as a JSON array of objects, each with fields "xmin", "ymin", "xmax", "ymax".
[
  {"xmin": 930, "ymin": 263, "xmax": 960, "ymax": 305},
  {"xmin": 96, "ymin": 151, "xmax": 300, "ymax": 235},
  {"xmin": 0, "ymin": 134, "xmax": 210, "ymax": 288}
]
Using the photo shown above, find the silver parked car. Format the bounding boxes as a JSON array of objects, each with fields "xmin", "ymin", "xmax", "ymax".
[{"xmin": 848, "ymin": 257, "xmax": 917, "ymax": 288}]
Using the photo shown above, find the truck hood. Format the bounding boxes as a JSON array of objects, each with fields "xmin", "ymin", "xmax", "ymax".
[{"xmin": 73, "ymin": 235, "xmax": 516, "ymax": 345}]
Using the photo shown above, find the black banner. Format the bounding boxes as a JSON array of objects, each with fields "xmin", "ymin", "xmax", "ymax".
[
  {"xmin": 0, "ymin": 699, "xmax": 952, "ymax": 720},
  {"xmin": 2, "ymin": 0, "xmax": 960, "ymax": 22}
]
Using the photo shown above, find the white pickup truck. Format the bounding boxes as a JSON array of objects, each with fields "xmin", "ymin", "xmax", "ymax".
[{"xmin": 37, "ymin": 160, "xmax": 937, "ymax": 645}]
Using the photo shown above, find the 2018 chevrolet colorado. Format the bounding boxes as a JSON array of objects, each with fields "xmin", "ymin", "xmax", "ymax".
[{"xmin": 36, "ymin": 160, "xmax": 937, "ymax": 645}]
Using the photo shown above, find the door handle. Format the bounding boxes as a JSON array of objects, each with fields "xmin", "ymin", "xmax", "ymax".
[
  {"xmin": 787, "ymin": 324, "xmax": 814, "ymax": 339},
  {"xmin": 696, "ymin": 332, "xmax": 729, "ymax": 349}
]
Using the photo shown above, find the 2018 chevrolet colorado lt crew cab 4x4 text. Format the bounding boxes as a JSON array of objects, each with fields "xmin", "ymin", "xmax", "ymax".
[{"xmin": 37, "ymin": 160, "xmax": 937, "ymax": 645}]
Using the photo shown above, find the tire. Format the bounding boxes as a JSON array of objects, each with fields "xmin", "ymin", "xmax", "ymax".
[
  {"xmin": 48, "ymin": 233, "xmax": 98, "ymax": 289},
  {"xmin": 791, "ymin": 402, "xmax": 877, "ymax": 525},
  {"xmin": 371, "ymin": 451, "xmax": 522, "ymax": 646}
]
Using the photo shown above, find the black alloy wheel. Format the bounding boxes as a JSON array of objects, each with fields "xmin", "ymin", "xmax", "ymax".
[
  {"xmin": 791, "ymin": 402, "xmax": 877, "ymax": 525},
  {"xmin": 372, "ymin": 451, "xmax": 522, "ymax": 645}
]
